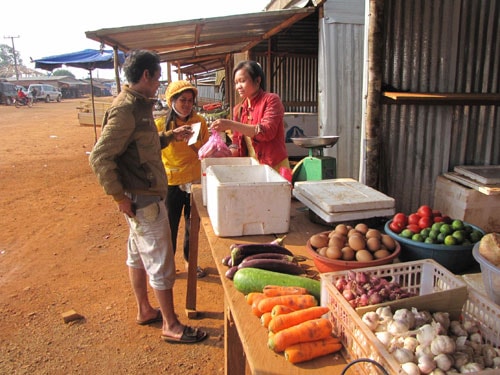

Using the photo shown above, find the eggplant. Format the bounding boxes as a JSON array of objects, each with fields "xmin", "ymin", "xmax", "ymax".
[
  {"xmin": 240, "ymin": 252, "xmax": 308, "ymax": 264},
  {"xmin": 230, "ymin": 243, "xmax": 293, "ymax": 266},
  {"xmin": 221, "ymin": 255, "xmax": 232, "ymax": 267},
  {"xmin": 225, "ymin": 266, "xmax": 239, "ymax": 280},
  {"xmin": 237, "ymin": 258, "xmax": 305, "ymax": 275}
]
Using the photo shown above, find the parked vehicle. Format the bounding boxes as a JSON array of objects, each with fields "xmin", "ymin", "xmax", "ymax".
[
  {"xmin": 0, "ymin": 82, "xmax": 18, "ymax": 105},
  {"xmin": 28, "ymin": 84, "xmax": 62, "ymax": 103}
]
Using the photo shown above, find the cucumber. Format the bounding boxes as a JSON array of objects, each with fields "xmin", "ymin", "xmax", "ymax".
[{"xmin": 232, "ymin": 267, "xmax": 321, "ymax": 301}]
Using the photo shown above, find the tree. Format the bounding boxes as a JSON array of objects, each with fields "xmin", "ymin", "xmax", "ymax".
[
  {"xmin": 52, "ymin": 69, "xmax": 75, "ymax": 78},
  {"xmin": 0, "ymin": 43, "xmax": 23, "ymax": 68}
]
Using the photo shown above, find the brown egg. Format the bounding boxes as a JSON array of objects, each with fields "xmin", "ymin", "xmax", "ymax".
[
  {"xmin": 348, "ymin": 228, "xmax": 361, "ymax": 237},
  {"xmin": 334, "ymin": 223, "xmax": 349, "ymax": 236},
  {"xmin": 348, "ymin": 235, "xmax": 366, "ymax": 251},
  {"xmin": 329, "ymin": 235, "xmax": 346, "ymax": 249},
  {"xmin": 374, "ymin": 249, "xmax": 391, "ymax": 259},
  {"xmin": 341, "ymin": 246, "xmax": 356, "ymax": 261},
  {"xmin": 366, "ymin": 237, "xmax": 381, "ymax": 252},
  {"xmin": 317, "ymin": 246, "xmax": 328, "ymax": 257},
  {"xmin": 326, "ymin": 246, "xmax": 343, "ymax": 260},
  {"xmin": 366, "ymin": 229, "xmax": 382, "ymax": 239},
  {"xmin": 355, "ymin": 223, "xmax": 369, "ymax": 234},
  {"xmin": 310, "ymin": 233, "xmax": 329, "ymax": 249},
  {"xmin": 356, "ymin": 249, "xmax": 374, "ymax": 262},
  {"xmin": 381, "ymin": 234, "xmax": 397, "ymax": 251}
]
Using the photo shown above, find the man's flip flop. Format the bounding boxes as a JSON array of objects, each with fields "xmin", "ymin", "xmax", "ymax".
[
  {"xmin": 136, "ymin": 309, "xmax": 162, "ymax": 325},
  {"xmin": 161, "ymin": 326, "xmax": 208, "ymax": 344}
]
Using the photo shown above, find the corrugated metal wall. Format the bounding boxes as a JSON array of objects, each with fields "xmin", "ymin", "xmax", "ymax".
[
  {"xmin": 319, "ymin": 0, "xmax": 365, "ymax": 179},
  {"xmin": 380, "ymin": 0, "xmax": 500, "ymax": 213}
]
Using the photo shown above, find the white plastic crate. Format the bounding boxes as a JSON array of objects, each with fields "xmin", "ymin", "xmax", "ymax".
[
  {"xmin": 201, "ymin": 157, "xmax": 259, "ymax": 206},
  {"xmin": 319, "ymin": 259, "xmax": 500, "ymax": 375},
  {"xmin": 206, "ymin": 164, "xmax": 291, "ymax": 237}
]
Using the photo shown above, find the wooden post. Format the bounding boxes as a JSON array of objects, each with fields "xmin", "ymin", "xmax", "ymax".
[
  {"xmin": 365, "ymin": 0, "xmax": 384, "ymax": 188},
  {"xmin": 113, "ymin": 47, "xmax": 121, "ymax": 94}
]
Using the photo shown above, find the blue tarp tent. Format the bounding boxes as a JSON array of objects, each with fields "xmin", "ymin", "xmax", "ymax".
[{"xmin": 33, "ymin": 49, "xmax": 125, "ymax": 140}]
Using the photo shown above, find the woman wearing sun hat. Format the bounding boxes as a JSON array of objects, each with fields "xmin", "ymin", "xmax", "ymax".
[{"xmin": 155, "ymin": 80, "xmax": 210, "ymax": 278}]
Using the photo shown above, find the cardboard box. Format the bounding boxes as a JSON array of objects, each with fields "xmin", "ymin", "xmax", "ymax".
[
  {"xmin": 433, "ymin": 175, "xmax": 500, "ymax": 232},
  {"xmin": 206, "ymin": 165, "xmax": 291, "ymax": 237},
  {"xmin": 201, "ymin": 157, "xmax": 259, "ymax": 206}
]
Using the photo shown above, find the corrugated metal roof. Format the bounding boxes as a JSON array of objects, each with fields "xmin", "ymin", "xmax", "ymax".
[{"xmin": 85, "ymin": 8, "xmax": 315, "ymax": 75}]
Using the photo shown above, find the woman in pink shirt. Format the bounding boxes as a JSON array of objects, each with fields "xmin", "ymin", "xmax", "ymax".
[{"xmin": 211, "ymin": 60, "xmax": 290, "ymax": 171}]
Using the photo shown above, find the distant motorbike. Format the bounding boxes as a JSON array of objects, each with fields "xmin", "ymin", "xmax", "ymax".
[{"xmin": 15, "ymin": 96, "xmax": 33, "ymax": 108}]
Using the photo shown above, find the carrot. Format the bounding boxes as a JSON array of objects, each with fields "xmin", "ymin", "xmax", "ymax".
[
  {"xmin": 260, "ymin": 312, "xmax": 273, "ymax": 328},
  {"xmin": 257, "ymin": 294, "xmax": 317, "ymax": 314},
  {"xmin": 268, "ymin": 306, "xmax": 330, "ymax": 333},
  {"xmin": 271, "ymin": 304, "xmax": 296, "ymax": 317},
  {"xmin": 284, "ymin": 336, "xmax": 342, "ymax": 364},
  {"xmin": 251, "ymin": 294, "xmax": 267, "ymax": 317},
  {"xmin": 246, "ymin": 292, "xmax": 264, "ymax": 305},
  {"xmin": 268, "ymin": 317, "xmax": 333, "ymax": 352},
  {"xmin": 263, "ymin": 285, "xmax": 309, "ymax": 297}
]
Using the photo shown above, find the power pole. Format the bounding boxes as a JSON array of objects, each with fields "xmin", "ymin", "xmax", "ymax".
[{"xmin": 4, "ymin": 35, "xmax": 20, "ymax": 80}]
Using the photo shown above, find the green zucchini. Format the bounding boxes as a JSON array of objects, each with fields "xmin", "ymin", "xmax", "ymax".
[{"xmin": 232, "ymin": 267, "xmax": 321, "ymax": 301}]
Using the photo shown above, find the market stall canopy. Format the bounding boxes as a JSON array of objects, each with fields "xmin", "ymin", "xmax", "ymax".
[
  {"xmin": 33, "ymin": 49, "xmax": 125, "ymax": 71},
  {"xmin": 85, "ymin": 7, "xmax": 315, "ymax": 76}
]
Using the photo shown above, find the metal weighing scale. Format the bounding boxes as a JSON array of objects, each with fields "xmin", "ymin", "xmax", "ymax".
[{"xmin": 290, "ymin": 136, "xmax": 340, "ymax": 183}]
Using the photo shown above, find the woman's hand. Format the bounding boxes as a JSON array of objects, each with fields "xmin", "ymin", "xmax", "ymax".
[
  {"xmin": 172, "ymin": 125, "xmax": 194, "ymax": 142},
  {"xmin": 210, "ymin": 119, "xmax": 230, "ymax": 132}
]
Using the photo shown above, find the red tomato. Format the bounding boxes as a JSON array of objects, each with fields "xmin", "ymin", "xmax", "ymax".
[
  {"xmin": 432, "ymin": 209, "xmax": 442, "ymax": 218},
  {"xmin": 433, "ymin": 216, "xmax": 444, "ymax": 223},
  {"xmin": 418, "ymin": 216, "xmax": 433, "ymax": 229},
  {"xmin": 392, "ymin": 212, "xmax": 408, "ymax": 226},
  {"xmin": 389, "ymin": 221, "xmax": 404, "ymax": 234},
  {"xmin": 406, "ymin": 224, "xmax": 421, "ymax": 234},
  {"xmin": 408, "ymin": 213, "xmax": 421, "ymax": 225},
  {"xmin": 417, "ymin": 205, "xmax": 433, "ymax": 218}
]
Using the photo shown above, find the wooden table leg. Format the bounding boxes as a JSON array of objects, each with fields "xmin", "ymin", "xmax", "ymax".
[
  {"xmin": 185, "ymin": 192, "xmax": 200, "ymax": 318},
  {"xmin": 225, "ymin": 297, "xmax": 246, "ymax": 375}
]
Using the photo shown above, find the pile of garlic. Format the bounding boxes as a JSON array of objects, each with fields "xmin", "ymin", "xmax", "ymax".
[{"xmin": 361, "ymin": 306, "xmax": 500, "ymax": 374}]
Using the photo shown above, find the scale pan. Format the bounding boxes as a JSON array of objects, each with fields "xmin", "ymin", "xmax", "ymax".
[{"xmin": 290, "ymin": 136, "xmax": 340, "ymax": 148}]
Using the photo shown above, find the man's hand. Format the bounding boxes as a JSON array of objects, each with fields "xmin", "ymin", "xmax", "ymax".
[{"xmin": 117, "ymin": 197, "xmax": 135, "ymax": 218}]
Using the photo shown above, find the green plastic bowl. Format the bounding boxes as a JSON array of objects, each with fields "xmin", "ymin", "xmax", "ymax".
[{"xmin": 384, "ymin": 220, "xmax": 485, "ymax": 273}]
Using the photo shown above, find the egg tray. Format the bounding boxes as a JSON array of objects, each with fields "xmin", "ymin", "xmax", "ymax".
[{"xmin": 320, "ymin": 259, "xmax": 500, "ymax": 375}]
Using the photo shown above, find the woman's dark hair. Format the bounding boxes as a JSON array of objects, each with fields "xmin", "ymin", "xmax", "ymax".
[
  {"xmin": 233, "ymin": 60, "xmax": 266, "ymax": 91},
  {"xmin": 123, "ymin": 50, "xmax": 160, "ymax": 84}
]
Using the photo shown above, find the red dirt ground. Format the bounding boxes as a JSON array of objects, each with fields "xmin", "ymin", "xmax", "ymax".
[{"xmin": 0, "ymin": 98, "xmax": 224, "ymax": 374}]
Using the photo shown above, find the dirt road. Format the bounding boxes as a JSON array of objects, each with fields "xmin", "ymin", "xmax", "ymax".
[{"xmin": 0, "ymin": 99, "xmax": 224, "ymax": 374}]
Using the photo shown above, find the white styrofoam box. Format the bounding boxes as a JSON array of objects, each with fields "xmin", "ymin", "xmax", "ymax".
[
  {"xmin": 293, "ymin": 189, "xmax": 395, "ymax": 223},
  {"xmin": 294, "ymin": 178, "xmax": 395, "ymax": 213},
  {"xmin": 206, "ymin": 165, "xmax": 291, "ymax": 237},
  {"xmin": 201, "ymin": 157, "xmax": 259, "ymax": 206}
]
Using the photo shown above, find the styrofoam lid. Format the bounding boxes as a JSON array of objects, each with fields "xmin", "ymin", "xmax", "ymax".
[{"xmin": 294, "ymin": 178, "xmax": 395, "ymax": 213}]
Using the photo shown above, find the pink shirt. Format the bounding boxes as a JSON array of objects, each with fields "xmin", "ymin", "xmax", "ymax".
[{"xmin": 232, "ymin": 89, "xmax": 288, "ymax": 168}]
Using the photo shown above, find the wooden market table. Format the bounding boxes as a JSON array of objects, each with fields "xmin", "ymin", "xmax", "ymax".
[{"xmin": 185, "ymin": 185, "xmax": 349, "ymax": 375}]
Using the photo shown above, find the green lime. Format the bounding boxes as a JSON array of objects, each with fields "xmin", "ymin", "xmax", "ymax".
[
  {"xmin": 451, "ymin": 219, "xmax": 464, "ymax": 231},
  {"xmin": 444, "ymin": 235, "xmax": 457, "ymax": 246},
  {"xmin": 428, "ymin": 229, "xmax": 439, "ymax": 240},
  {"xmin": 424, "ymin": 237, "xmax": 435, "ymax": 244},
  {"xmin": 400, "ymin": 229, "xmax": 414, "ymax": 238},
  {"xmin": 439, "ymin": 224, "xmax": 452, "ymax": 236},
  {"xmin": 469, "ymin": 230, "xmax": 483, "ymax": 243},
  {"xmin": 420, "ymin": 228, "xmax": 431, "ymax": 238},
  {"xmin": 463, "ymin": 224, "xmax": 473, "ymax": 234},
  {"xmin": 452, "ymin": 230, "xmax": 465, "ymax": 244},
  {"xmin": 437, "ymin": 232, "xmax": 446, "ymax": 243},
  {"xmin": 431, "ymin": 222, "xmax": 443, "ymax": 232},
  {"xmin": 412, "ymin": 233, "xmax": 424, "ymax": 242}
]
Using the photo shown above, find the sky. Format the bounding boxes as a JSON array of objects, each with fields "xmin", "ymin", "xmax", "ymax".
[{"xmin": 1, "ymin": 0, "xmax": 271, "ymax": 80}]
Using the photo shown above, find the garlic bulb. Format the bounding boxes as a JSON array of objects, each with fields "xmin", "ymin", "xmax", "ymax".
[
  {"xmin": 430, "ymin": 335, "xmax": 456, "ymax": 355},
  {"xmin": 401, "ymin": 362, "xmax": 420, "ymax": 375},
  {"xmin": 433, "ymin": 353, "xmax": 453, "ymax": 371},
  {"xmin": 392, "ymin": 347, "xmax": 415, "ymax": 364},
  {"xmin": 418, "ymin": 354, "xmax": 436, "ymax": 374}
]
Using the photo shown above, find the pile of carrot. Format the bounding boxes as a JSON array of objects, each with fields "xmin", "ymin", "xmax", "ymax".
[{"xmin": 245, "ymin": 284, "xmax": 342, "ymax": 364}]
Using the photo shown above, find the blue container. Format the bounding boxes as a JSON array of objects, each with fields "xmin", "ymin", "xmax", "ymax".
[{"xmin": 384, "ymin": 220, "xmax": 485, "ymax": 273}]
